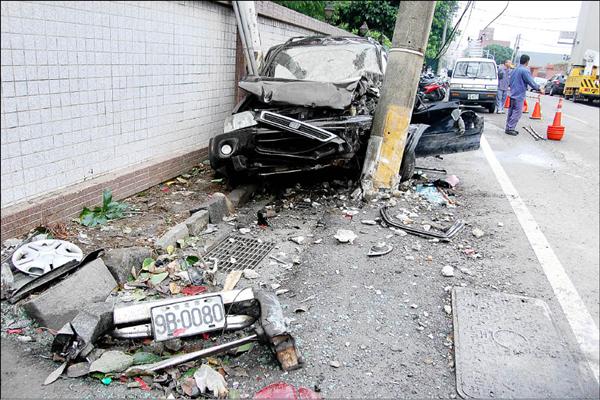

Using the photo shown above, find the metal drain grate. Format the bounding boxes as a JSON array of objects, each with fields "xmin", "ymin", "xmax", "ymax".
[{"xmin": 204, "ymin": 235, "xmax": 275, "ymax": 272}]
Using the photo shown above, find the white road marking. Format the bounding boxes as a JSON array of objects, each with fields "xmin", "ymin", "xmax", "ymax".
[{"xmin": 481, "ymin": 135, "xmax": 599, "ymax": 383}]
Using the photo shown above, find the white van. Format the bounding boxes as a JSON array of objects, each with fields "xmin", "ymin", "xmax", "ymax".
[{"xmin": 448, "ymin": 57, "xmax": 498, "ymax": 113}]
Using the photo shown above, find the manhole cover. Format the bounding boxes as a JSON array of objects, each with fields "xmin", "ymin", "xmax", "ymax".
[
  {"xmin": 12, "ymin": 240, "xmax": 83, "ymax": 276},
  {"xmin": 204, "ymin": 235, "xmax": 274, "ymax": 272},
  {"xmin": 453, "ymin": 287, "xmax": 597, "ymax": 399}
]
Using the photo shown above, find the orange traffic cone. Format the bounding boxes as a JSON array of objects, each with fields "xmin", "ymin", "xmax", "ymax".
[
  {"xmin": 546, "ymin": 98, "xmax": 565, "ymax": 140},
  {"xmin": 503, "ymin": 96, "xmax": 510, "ymax": 109},
  {"xmin": 522, "ymin": 99, "xmax": 529, "ymax": 113},
  {"xmin": 530, "ymin": 95, "xmax": 542, "ymax": 119}
]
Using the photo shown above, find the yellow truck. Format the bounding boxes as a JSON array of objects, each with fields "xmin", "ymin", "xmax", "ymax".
[{"xmin": 564, "ymin": 50, "xmax": 599, "ymax": 103}]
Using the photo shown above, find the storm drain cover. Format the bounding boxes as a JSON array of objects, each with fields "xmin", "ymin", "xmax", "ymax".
[
  {"xmin": 204, "ymin": 235, "xmax": 274, "ymax": 273},
  {"xmin": 452, "ymin": 287, "xmax": 597, "ymax": 399}
]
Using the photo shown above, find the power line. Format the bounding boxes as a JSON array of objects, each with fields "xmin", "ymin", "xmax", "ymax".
[
  {"xmin": 433, "ymin": 1, "xmax": 473, "ymax": 61},
  {"xmin": 479, "ymin": 1, "xmax": 510, "ymax": 39}
]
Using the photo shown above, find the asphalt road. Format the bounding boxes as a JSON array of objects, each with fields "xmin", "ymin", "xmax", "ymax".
[{"xmin": 483, "ymin": 94, "xmax": 599, "ymax": 326}]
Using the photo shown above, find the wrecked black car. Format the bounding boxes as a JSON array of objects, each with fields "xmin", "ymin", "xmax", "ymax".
[{"xmin": 209, "ymin": 36, "xmax": 483, "ymax": 180}]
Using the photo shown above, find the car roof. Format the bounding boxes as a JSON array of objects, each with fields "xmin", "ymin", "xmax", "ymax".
[{"xmin": 455, "ymin": 57, "xmax": 496, "ymax": 63}]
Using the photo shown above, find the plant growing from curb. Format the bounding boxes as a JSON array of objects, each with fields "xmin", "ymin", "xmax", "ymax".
[{"xmin": 79, "ymin": 189, "xmax": 128, "ymax": 227}]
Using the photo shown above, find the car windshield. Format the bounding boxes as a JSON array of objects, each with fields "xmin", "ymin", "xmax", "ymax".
[
  {"xmin": 454, "ymin": 61, "xmax": 497, "ymax": 79},
  {"xmin": 267, "ymin": 43, "xmax": 382, "ymax": 82}
]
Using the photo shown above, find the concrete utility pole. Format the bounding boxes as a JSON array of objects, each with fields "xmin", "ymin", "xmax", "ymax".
[{"xmin": 361, "ymin": 1, "xmax": 436, "ymax": 194}]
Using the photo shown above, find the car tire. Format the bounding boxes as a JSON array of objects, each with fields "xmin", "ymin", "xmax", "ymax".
[
  {"xmin": 399, "ymin": 149, "xmax": 416, "ymax": 183},
  {"xmin": 487, "ymin": 103, "xmax": 496, "ymax": 113}
]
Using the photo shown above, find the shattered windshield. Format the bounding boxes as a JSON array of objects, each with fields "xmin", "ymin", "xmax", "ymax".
[
  {"xmin": 454, "ymin": 62, "xmax": 497, "ymax": 79},
  {"xmin": 268, "ymin": 43, "xmax": 382, "ymax": 82}
]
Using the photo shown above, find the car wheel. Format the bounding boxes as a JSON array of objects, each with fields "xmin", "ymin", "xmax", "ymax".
[
  {"xmin": 399, "ymin": 149, "xmax": 416, "ymax": 183},
  {"xmin": 487, "ymin": 103, "xmax": 496, "ymax": 113}
]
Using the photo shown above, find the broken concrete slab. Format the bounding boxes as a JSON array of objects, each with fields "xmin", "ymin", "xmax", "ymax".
[
  {"xmin": 1, "ymin": 262, "xmax": 14, "ymax": 299},
  {"xmin": 51, "ymin": 301, "xmax": 115, "ymax": 358},
  {"xmin": 102, "ymin": 247, "xmax": 152, "ymax": 283},
  {"xmin": 185, "ymin": 210, "xmax": 209, "ymax": 236},
  {"xmin": 155, "ymin": 223, "xmax": 189, "ymax": 250},
  {"xmin": 22, "ymin": 258, "xmax": 117, "ymax": 330},
  {"xmin": 206, "ymin": 193, "xmax": 234, "ymax": 223},
  {"xmin": 228, "ymin": 184, "xmax": 258, "ymax": 208}
]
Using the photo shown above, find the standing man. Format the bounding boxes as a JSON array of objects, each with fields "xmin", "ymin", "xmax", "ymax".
[
  {"xmin": 496, "ymin": 59, "xmax": 511, "ymax": 114},
  {"xmin": 505, "ymin": 54, "xmax": 540, "ymax": 136}
]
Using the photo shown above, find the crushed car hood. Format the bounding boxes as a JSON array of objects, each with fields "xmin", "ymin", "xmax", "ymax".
[{"xmin": 238, "ymin": 77, "xmax": 362, "ymax": 110}]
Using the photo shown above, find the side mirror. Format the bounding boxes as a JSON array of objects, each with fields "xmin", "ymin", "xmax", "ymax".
[{"xmin": 447, "ymin": 70, "xmax": 453, "ymax": 77}]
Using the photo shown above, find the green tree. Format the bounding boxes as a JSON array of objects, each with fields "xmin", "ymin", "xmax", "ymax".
[
  {"xmin": 424, "ymin": 1, "xmax": 459, "ymax": 71},
  {"xmin": 272, "ymin": 1, "xmax": 327, "ymax": 21},
  {"xmin": 484, "ymin": 44, "xmax": 513, "ymax": 65},
  {"xmin": 332, "ymin": 1, "xmax": 399, "ymax": 39}
]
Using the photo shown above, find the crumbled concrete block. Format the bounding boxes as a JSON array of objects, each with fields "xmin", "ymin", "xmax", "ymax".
[
  {"xmin": 102, "ymin": 247, "xmax": 152, "ymax": 283},
  {"xmin": 22, "ymin": 258, "xmax": 117, "ymax": 330},
  {"xmin": 1, "ymin": 263, "xmax": 14, "ymax": 300},
  {"xmin": 185, "ymin": 210, "xmax": 209, "ymax": 236},
  {"xmin": 207, "ymin": 193, "xmax": 234, "ymax": 223},
  {"xmin": 155, "ymin": 223, "xmax": 189, "ymax": 250},
  {"xmin": 228, "ymin": 184, "xmax": 258, "ymax": 207}
]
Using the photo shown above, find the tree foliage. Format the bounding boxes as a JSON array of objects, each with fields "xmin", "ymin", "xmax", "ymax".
[
  {"xmin": 424, "ymin": 1, "xmax": 459, "ymax": 70},
  {"xmin": 332, "ymin": 1, "xmax": 399, "ymax": 39},
  {"xmin": 484, "ymin": 44, "xmax": 513, "ymax": 65},
  {"xmin": 272, "ymin": 1, "xmax": 327, "ymax": 21}
]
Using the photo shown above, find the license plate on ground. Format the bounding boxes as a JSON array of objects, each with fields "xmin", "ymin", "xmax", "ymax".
[
  {"xmin": 467, "ymin": 93, "xmax": 479, "ymax": 100},
  {"xmin": 151, "ymin": 295, "xmax": 226, "ymax": 342}
]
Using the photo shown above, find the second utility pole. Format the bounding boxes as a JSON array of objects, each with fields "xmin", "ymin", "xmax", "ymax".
[{"xmin": 361, "ymin": 1, "xmax": 436, "ymax": 195}]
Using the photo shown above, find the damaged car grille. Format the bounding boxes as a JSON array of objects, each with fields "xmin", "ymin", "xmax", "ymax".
[{"xmin": 257, "ymin": 111, "xmax": 339, "ymax": 142}]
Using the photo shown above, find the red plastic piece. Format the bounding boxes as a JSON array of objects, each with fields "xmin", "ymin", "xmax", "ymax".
[
  {"xmin": 254, "ymin": 382, "xmax": 321, "ymax": 400},
  {"xmin": 181, "ymin": 286, "xmax": 208, "ymax": 296},
  {"xmin": 134, "ymin": 377, "xmax": 151, "ymax": 391},
  {"xmin": 6, "ymin": 329, "xmax": 23, "ymax": 334}
]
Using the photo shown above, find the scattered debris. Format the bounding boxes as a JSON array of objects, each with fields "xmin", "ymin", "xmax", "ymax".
[
  {"xmin": 415, "ymin": 185, "xmax": 452, "ymax": 206},
  {"xmin": 254, "ymin": 382, "xmax": 322, "ymax": 400},
  {"xmin": 290, "ymin": 236, "xmax": 305, "ymax": 245},
  {"xmin": 223, "ymin": 271, "xmax": 243, "ymax": 291},
  {"xmin": 471, "ymin": 228, "xmax": 485, "ymax": 238},
  {"xmin": 434, "ymin": 175, "xmax": 460, "ymax": 189},
  {"xmin": 334, "ymin": 229, "xmax": 357, "ymax": 244},
  {"xmin": 194, "ymin": 364, "xmax": 229, "ymax": 398},
  {"xmin": 441, "ymin": 265, "xmax": 455, "ymax": 277},
  {"xmin": 380, "ymin": 207, "xmax": 464, "ymax": 241},
  {"xmin": 329, "ymin": 360, "xmax": 341, "ymax": 368},
  {"xmin": 11, "ymin": 239, "xmax": 83, "ymax": 276},
  {"xmin": 367, "ymin": 242, "xmax": 393, "ymax": 257},
  {"xmin": 361, "ymin": 220, "xmax": 377, "ymax": 225},
  {"xmin": 89, "ymin": 350, "xmax": 134, "ymax": 373},
  {"xmin": 444, "ymin": 305, "xmax": 452, "ymax": 315},
  {"xmin": 243, "ymin": 269, "xmax": 259, "ymax": 279}
]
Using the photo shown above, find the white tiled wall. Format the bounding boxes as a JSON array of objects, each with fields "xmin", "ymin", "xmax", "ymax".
[{"xmin": 1, "ymin": 1, "xmax": 325, "ymax": 208}]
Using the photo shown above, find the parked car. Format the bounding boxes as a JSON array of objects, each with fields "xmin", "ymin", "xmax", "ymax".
[
  {"xmin": 209, "ymin": 37, "xmax": 484, "ymax": 181},
  {"xmin": 531, "ymin": 77, "xmax": 548, "ymax": 91},
  {"xmin": 544, "ymin": 74, "xmax": 566, "ymax": 96},
  {"xmin": 448, "ymin": 57, "xmax": 498, "ymax": 113}
]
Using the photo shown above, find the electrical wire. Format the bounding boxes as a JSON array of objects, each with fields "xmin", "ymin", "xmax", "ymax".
[
  {"xmin": 479, "ymin": 1, "xmax": 510, "ymax": 40},
  {"xmin": 433, "ymin": 1, "xmax": 473, "ymax": 61}
]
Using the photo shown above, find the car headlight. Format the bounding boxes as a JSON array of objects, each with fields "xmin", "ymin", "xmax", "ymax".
[
  {"xmin": 450, "ymin": 83, "xmax": 462, "ymax": 89},
  {"xmin": 220, "ymin": 144, "xmax": 233, "ymax": 156},
  {"xmin": 223, "ymin": 111, "xmax": 257, "ymax": 134},
  {"xmin": 485, "ymin": 85, "xmax": 498, "ymax": 90}
]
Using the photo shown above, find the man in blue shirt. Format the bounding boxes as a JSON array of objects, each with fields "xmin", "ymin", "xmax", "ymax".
[
  {"xmin": 505, "ymin": 54, "xmax": 541, "ymax": 135},
  {"xmin": 496, "ymin": 59, "xmax": 511, "ymax": 114}
]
